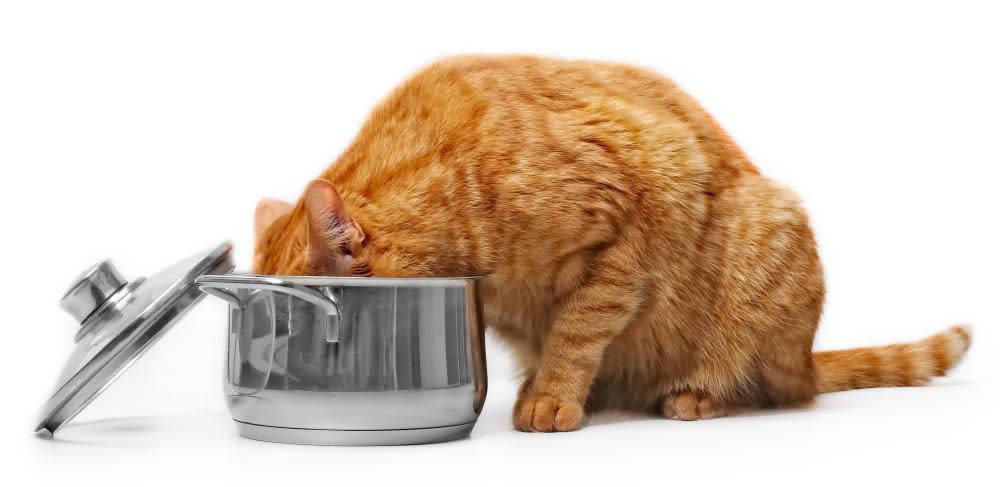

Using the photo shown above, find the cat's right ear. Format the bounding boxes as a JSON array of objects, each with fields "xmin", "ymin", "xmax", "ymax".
[
  {"xmin": 303, "ymin": 179, "xmax": 365, "ymax": 275},
  {"xmin": 255, "ymin": 198, "xmax": 293, "ymax": 236}
]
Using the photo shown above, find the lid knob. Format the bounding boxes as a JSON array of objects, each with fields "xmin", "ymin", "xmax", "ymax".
[{"xmin": 60, "ymin": 260, "xmax": 128, "ymax": 324}]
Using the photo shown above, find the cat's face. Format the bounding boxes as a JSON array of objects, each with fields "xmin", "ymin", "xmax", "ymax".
[{"xmin": 252, "ymin": 179, "xmax": 374, "ymax": 277}]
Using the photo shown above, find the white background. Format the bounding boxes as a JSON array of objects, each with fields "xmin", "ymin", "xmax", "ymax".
[{"xmin": 1, "ymin": 1, "xmax": 997, "ymax": 485}]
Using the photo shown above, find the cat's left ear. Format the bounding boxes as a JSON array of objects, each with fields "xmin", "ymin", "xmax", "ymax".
[
  {"xmin": 255, "ymin": 198, "xmax": 293, "ymax": 236},
  {"xmin": 303, "ymin": 179, "xmax": 366, "ymax": 275}
]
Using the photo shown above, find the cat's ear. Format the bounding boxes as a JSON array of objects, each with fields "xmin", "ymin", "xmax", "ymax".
[
  {"xmin": 254, "ymin": 198, "xmax": 293, "ymax": 236},
  {"xmin": 303, "ymin": 179, "xmax": 365, "ymax": 275}
]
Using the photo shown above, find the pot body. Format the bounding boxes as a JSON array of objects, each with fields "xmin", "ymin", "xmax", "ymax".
[{"xmin": 197, "ymin": 275, "xmax": 487, "ymax": 446}]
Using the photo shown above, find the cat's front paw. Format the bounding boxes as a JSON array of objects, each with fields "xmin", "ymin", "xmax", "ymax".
[{"xmin": 513, "ymin": 393, "xmax": 584, "ymax": 432}]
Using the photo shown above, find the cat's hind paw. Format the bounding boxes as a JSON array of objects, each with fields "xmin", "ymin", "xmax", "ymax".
[
  {"xmin": 513, "ymin": 393, "xmax": 584, "ymax": 432},
  {"xmin": 661, "ymin": 391, "xmax": 733, "ymax": 420}
]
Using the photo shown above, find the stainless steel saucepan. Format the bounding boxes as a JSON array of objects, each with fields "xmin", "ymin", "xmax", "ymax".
[{"xmin": 196, "ymin": 273, "xmax": 488, "ymax": 446}]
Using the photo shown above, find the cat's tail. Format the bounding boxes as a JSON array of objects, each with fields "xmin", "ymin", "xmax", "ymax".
[{"xmin": 813, "ymin": 325, "xmax": 972, "ymax": 393}]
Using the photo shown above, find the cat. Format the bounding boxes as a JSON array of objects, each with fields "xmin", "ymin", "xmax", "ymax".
[{"xmin": 252, "ymin": 55, "xmax": 971, "ymax": 432}]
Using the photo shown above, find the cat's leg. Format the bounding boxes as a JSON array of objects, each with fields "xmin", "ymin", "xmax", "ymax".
[
  {"xmin": 514, "ymin": 246, "xmax": 643, "ymax": 432},
  {"xmin": 708, "ymin": 176, "xmax": 823, "ymax": 411},
  {"xmin": 651, "ymin": 177, "xmax": 822, "ymax": 420}
]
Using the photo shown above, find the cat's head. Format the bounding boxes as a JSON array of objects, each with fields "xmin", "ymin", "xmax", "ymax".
[{"xmin": 252, "ymin": 179, "xmax": 374, "ymax": 277}]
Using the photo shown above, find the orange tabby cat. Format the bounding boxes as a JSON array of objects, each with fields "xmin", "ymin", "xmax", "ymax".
[{"xmin": 252, "ymin": 55, "xmax": 971, "ymax": 432}]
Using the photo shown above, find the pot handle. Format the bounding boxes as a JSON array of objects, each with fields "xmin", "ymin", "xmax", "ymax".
[{"xmin": 196, "ymin": 275, "xmax": 342, "ymax": 343}]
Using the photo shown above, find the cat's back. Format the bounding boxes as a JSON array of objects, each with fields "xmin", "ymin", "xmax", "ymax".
[
  {"xmin": 433, "ymin": 55, "xmax": 754, "ymax": 172},
  {"xmin": 328, "ymin": 55, "xmax": 754, "ymax": 193}
]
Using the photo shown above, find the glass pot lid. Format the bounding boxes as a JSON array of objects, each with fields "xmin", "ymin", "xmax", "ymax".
[{"xmin": 37, "ymin": 242, "xmax": 234, "ymax": 435}]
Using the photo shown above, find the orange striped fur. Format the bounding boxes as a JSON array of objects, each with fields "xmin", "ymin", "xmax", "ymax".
[
  {"xmin": 815, "ymin": 325, "xmax": 972, "ymax": 393},
  {"xmin": 252, "ymin": 56, "xmax": 972, "ymax": 432}
]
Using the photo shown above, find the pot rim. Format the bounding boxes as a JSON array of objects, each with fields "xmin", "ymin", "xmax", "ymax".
[{"xmin": 198, "ymin": 272, "xmax": 486, "ymax": 288}]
